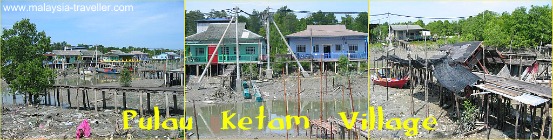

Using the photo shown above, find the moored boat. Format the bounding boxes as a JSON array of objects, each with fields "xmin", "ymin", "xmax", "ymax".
[
  {"xmin": 96, "ymin": 67, "xmax": 120, "ymax": 74},
  {"xmin": 372, "ymin": 77, "xmax": 409, "ymax": 88}
]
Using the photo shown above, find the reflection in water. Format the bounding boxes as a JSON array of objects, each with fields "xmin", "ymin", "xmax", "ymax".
[{"xmin": 185, "ymin": 99, "xmax": 368, "ymax": 137}]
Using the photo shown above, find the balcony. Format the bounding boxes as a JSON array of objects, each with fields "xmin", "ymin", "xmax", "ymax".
[{"xmin": 296, "ymin": 52, "xmax": 368, "ymax": 61}]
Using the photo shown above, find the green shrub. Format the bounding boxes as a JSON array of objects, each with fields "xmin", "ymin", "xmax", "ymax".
[{"xmin": 120, "ymin": 68, "xmax": 132, "ymax": 87}]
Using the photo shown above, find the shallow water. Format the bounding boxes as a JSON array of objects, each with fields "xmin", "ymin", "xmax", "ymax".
[{"xmin": 185, "ymin": 98, "xmax": 368, "ymax": 138}]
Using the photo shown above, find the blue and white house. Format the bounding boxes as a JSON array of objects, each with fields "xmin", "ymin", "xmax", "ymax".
[
  {"xmin": 152, "ymin": 52, "xmax": 180, "ymax": 60},
  {"xmin": 286, "ymin": 25, "xmax": 368, "ymax": 61}
]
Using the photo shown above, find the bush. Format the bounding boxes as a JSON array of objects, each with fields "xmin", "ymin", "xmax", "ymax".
[
  {"xmin": 120, "ymin": 68, "xmax": 132, "ymax": 87},
  {"xmin": 459, "ymin": 100, "xmax": 478, "ymax": 131},
  {"xmin": 337, "ymin": 55, "xmax": 351, "ymax": 75}
]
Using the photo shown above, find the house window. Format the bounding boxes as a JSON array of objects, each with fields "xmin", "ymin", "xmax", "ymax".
[
  {"xmin": 313, "ymin": 45, "xmax": 319, "ymax": 53},
  {"xmin": 196, "ymin": 48, "xmax": 205, "ymax": 55},
  {"xmin": 245, "ymin": 46, "xmax": 256, "ymax": 54},
  {"xmin": 335, "ymin": 44, "xmax": 341, "ymax": 51},
  {"xmin": 222, "ymin": 47, "xmax": 230, "ymax": 55},
  {"xmin": 296, "ymin": 45, "xmax": 306, "ymax": 52},
  {"xmin": 348, "ymin": 44, "xmax": 358, "ymax": 53}
]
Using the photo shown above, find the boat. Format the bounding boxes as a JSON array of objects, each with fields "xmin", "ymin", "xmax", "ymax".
[
  {"xmin": 96, "ymin": 67, "xmax": 120, "ymax": 74},
  {"xmin": 371, "ymin": 69, "xmax": 409, "ymax": 88},
  {"xmin": 372, "ymin": 77, "xmax": 409, "ymax": 88},
  {"xmin": 79, "ymin": 67, "xmax": 95, "ymax": 75}
]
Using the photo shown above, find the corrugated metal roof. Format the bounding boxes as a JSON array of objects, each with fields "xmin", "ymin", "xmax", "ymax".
[
  {"xmin": 80, "ymin": 50, "xmax": 103, "ymax": 56},
  {"xmin": 185, "ymin": 23, "xmax": 263, "ymax": 43},
  {"xmin": 474, "ymin": 84, "xmax": 549, "ymax": 106},
  {"xmin": 286, "ymin": 25, "xmax": 367, "ymax": 38},
  {"xmin": 52, "ymin": 50, "xmax": 81, "ymax": 56},
  {"xmin": 433, "ymin": 57, "xmax": 481, "ymax": 93},
  {"xmin": 130, "ymin": 51, "xmax": 148, "ymax": 55},
  {"xmin": 438, "ymin": 41, "xmax": 482, "ymax": 63},
  {"xmin": 390, "ymin": 25, "xmax": 425, "ymax": 31}
]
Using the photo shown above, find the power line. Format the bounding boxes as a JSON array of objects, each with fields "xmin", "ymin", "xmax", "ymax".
[{"xmin": 371, "ymin": 12, "xmax": 473, "ymax": 20}]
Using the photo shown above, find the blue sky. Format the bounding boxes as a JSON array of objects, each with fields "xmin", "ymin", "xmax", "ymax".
[
  {"xmin": 2, "ymin": 1, "xmax": 184, "ymax": 50},
  {"xmin": 186, "ymin": 0, "xmax": 368, "ymax": 20},
  {"xmin": 370, "ymin": 0, "xmax": 552, "ymax": 24}
]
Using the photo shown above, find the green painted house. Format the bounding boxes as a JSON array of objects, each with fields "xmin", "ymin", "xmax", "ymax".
[{"xmin": 185, "ymin": 23, "xmax": 266, "ymax": 65}]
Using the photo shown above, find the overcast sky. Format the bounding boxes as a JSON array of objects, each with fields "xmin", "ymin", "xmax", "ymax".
[
  {"xmin": 370, "ymin": 0, "xmax": 551, "ymax": 24},
  {"xmin": 2, "ymin": 0, "xmax": 184, "ymax": 49}
]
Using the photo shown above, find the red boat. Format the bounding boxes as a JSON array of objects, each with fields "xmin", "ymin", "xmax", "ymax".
[{"xmin": 372, "ymin": 77, "xmax": 409, "ymax": 88}]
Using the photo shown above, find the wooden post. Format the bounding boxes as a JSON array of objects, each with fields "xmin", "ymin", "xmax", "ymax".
[
  {"xmin": 340, "ymin": 125, "xmax": 345, "ymax": 139},
  {"xmin": 531, "ymin": 106, "xmax": 535, "ymax": 139},
  {"xmin": 77, "ymin": 88, "xmax": 81, "ymax": 110},
  {"xmin": 147, "ymin": 92, "xmax": 151, "ymax": 112},
  {"xmin": 94, "ymin": 89, "xmax": 98, "ymax": 112},
  {"xmin": 120, "ymin": 91, "xmax": 126, "ymax": 110},
  {"xmin": 165, "ymin": 92, "xmax": 170, "ymax": 117},
  {"xmin": 56, "ymin": 88, "xmax": 60, "ymax": 106},
  {"xmin": 114, "ymin": 90, "xmax": 118, "ymax": 112},
  {"xmin": 522, "ymin": 105, "xmax": 526, "ymax": 138},
  {"xmin": 139, "ymin": 91, "xmax": 144, "ymax": 116},
  {"xmin": 86, "ymin": 89, "xmax": 90, "ymax": 110},
  {"xmin": 485, "ymin": 94, "xmax": 489, "ymax": 126},
  {"xmin": 47, "ymin": 89, "xmax": 51, "ymax": 105},
  {"xmin": 102, "ymin": 90, "xmax": 106, "ymax": 109},
  {"xmin": 455, "ymin": 94, "xmax": 460, "ymax": 119},
  {"xmin": 173, "ymin": 93, "xmax": 178, "ymax": 111},
  {"xmin": 540, "ymin": 102, "xmax": 549, "ymax": 139},
  {"xmin": 67, "ymin": 88, "xmax": 71, "ymax": 107},
  {"xmin": 515, "ymin": 104, "xmax": 520, "ymax": 138}
]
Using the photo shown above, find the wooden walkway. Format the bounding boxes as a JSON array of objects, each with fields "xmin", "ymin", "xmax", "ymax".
[
  {"xmin": 48, "ymin": 85, "xmax": 184, "ymax": 117},
  {"xmin": 309, "ymin": 117, "xmax": 368, "ymax": 139}
]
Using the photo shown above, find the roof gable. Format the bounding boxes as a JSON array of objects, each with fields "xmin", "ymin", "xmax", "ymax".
[
  {"xmin": 186, "ymin": 23, "xmax": 263, "ymax": 41},
  {"xmin": 390, "ymin": 25, "xmax": 425, "ymax": 31},
  {"xmin": 286, "ymin": 25, "xmax": 367, "ymax": 38}
]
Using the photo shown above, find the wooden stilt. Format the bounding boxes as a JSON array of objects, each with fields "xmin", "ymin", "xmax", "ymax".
[
  {"xmin": 47, "ymin": 90, "xmax": 51, "ymax": 105},
  {"xmin": 173, "ymin": 93, "xmax": 178, "ymax": 112},
  {"xmin": 531, "ymin": 106, "xmax": 535, "ymax": 139},
  {"xmin": 455, "ymin": 94, "xmax": 460, "ymax": 119},
  {"xmin": 139, "ymin": 91, "xmax": 144, "ymax": 116},
  {"xmin": 56, "ymin": 88, "xmax": 60, "ymax": 106},
  {"xmin": 114, "ymin": 90, "xmax": 118, "ymax": 112},
  {"xmin": 86, "ymin": 89, "xmax": 90, "ymax": 110},
  {"xmin": 102, "ymin": 90, "xmax": 106, "ymax": 109},
  {"xmin": 77, "ymin": 88, "xmax": 81, "ymax": 110},
  {"xmin": 165, "ymin": 92, "xmax": 170, "ymax": 117},
  {"xmin": 522, "ymin": 105, "xmax": 527, "ymax": 138},
  {"xmin": 147, "ymin": 92, "xmax": 151, "ymax": 112},
  {"xmin": 94, "ymin": 89, "xmax": 98, "ymax": 112},
  {"xmin": 67, "ymin": 88, "xmax": 71, "ymax": 107},
  {"xmin": 123, "ymin": 92, "xmax": 127, "ymax": 109},
  {"xmin": 540, "ymin": 102, "xmax": 549, "ymax": 139},
  {"xmin": 515, "ymin": 104, "xmax": 521, "ymax": 139}
]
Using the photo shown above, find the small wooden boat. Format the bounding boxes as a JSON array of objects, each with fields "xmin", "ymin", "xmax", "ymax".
[
  {"xmin": 79, "ymin": 67, "xmax": 95, "ymax": 75},
  {"xmin": 372, "ymin": 77, "xmax": 409, "ymax": 88},
  {"xmin": 371, "ymin": 69, "xmax": 409, "ymax": 88},
  {"xmin": 96, "ymin": 67, "xmax": 120, "ymax": 74}
]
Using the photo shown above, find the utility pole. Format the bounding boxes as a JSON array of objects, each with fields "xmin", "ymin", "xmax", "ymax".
[
  {"xmin": 235, "ymin": 6, "xmax": 241, "ymax": 92},
  {"xmin": 265, "ymin": 7, "xmax": 273, "ymax": 79},
  {"xmin": 378, "ymin": 19, "xmax": 382, "ymax": 42},
  {"xmin": 424, "ymin": 33, "xmax": 429, "ymax": 118}
]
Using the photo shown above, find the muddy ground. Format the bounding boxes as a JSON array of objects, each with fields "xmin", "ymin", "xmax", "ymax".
[
  {"xmin": 368, "ymin": 80, "xmax": 510, "ymax": 139},
  {"xmin": 185, "ymin": 73, "xmax": 369, "ymax": 107},
  {"xmin": 1, "ymin": 78, "xmax": 186, "ymax": 139}
]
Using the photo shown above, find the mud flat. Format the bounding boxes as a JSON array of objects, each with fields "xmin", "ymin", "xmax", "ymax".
[
  {"xmin": 1, "ymin": 78, "xmax": 186, "ymax": 139},
  {"xmin": 368, "ymin": 80, "xmax": 509, "ymax": 139},
  {"xmin": 185, "ymin": 73, "xmax": 369, "ymax": 107}
]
